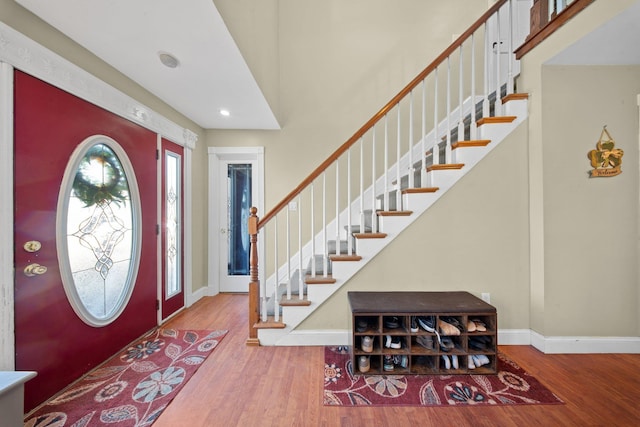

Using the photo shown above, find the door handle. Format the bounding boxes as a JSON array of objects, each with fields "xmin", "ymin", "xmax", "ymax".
[
  {"xmin": 23, "ymin": 240, "xmax": 42, "ymax": 253},
  {"xmin": 24, "ymin": 263, "xmax": 48, "ymax": 277}
]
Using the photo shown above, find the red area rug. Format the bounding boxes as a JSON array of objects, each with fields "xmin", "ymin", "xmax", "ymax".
[
  {"xmin": 324, "ymin": 346, "xmax": 563, "ymax": 406},
  {"xmin": 24, "ymin": 328, "xmax": 227, "ymax": 426}
]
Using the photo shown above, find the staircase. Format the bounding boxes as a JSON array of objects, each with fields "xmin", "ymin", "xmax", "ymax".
[{"xmin": 247, "ymin": 0, "xmax": 532, "ymax": 346}]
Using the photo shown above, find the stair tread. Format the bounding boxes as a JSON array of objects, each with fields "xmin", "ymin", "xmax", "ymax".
[
  {"xmin": 329, "ymin": 254, "xmax": 362, "ymax": 262},
  {"xmin": 502, "ymin": 93, "xmax": 529, "ymax": 103},
  {"xmin": 477, "ymin": 116, "xmax": 517, "ymax": 126},
  {"xmin": 377, "ymin": 210, "xmax": 413, "ymax": 216},
  {"xmin": 402, "ymin": 187, "xmax": 439, "ymax": 194},
  {"xmin": 353, "ymin": 232, "xmax": 387, "ymax": 239},
  {"xmin": 254, "ymin": 317, "xmax": 286, "ymax": 329},
  {"xmin": 305, "ymin": 275, "xmax": 337, "ymax": 284},
  {"xmin": 427, "ymin": 163, "xmax": 464, "ymax": 172},
  {"xmin": 279, "ymin": 296, "xmax": 312, "ymax": 307},
  {"xmin": 452, "ymin": 139, "xmax": 491, "ymax": 149}
]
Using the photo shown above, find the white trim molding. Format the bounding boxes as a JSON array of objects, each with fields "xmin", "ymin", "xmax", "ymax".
[
  {"xmin": 0, "ymin": 61, "xmax": 15, "ymax": 370},
  {"xmin": 531, "ymin": 330, "xmax": 640, "ymax": 354}
]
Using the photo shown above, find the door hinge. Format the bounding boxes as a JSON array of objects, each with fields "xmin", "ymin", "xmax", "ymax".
[
  {"xmin": 156, "ymin": 149, "xmax": 160, "ymax": 160},
  {"xmin": 156, "ymin": 224, "xmax": 160, "ymax": 235},
  {"xmin": 156, "ymin": 299, "xmax": 160, "ymax": 311}
]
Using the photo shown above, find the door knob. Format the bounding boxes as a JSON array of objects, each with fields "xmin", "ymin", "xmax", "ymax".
[
  {"xmin": 24, "ymin": 263, "xmax": 47, "ymax": 277},
  {"xmin": 23, "ymin": 241, "xmax": 42, "ymax": 253}
]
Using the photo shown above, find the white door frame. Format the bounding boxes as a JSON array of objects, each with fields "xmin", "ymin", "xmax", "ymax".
[{"xmin": 208, "ymin": 147, "xmax": 265, "ymax": 294}]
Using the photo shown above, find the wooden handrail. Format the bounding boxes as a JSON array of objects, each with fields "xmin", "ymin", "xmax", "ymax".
[{"xmin": 257, "ymin": 0, "xmax": 509, "ymax": 230}]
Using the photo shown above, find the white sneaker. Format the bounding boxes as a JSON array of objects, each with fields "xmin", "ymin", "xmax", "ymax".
[
  {"xmin": 473, "ymin": 354, "xmax": 490, "ymax": 366},
  {"xmin": 468, "ymin": 355, "xmax": 476, "ymax": 369},
  {"xmin": 451, "ymin": 354, "xmax": 459, "ymax": 369},
  {"xmin": 441, "ymin": 355, "xmax": 451, "ymax": 369}
]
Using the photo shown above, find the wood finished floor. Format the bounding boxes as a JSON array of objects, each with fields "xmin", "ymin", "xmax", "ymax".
[{"xmin": 155, "ymin": 293, "xmax": 640, "ymax": 427}]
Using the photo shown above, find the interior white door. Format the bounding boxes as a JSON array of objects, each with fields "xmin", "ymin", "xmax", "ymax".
[{"xmin": 208, "ymin": 147, "xmax": 264, "ymax": 294}]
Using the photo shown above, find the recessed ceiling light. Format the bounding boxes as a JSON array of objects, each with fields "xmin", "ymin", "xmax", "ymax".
[
  {"xmin": 219, "ymin": 109, "xmax": 230, "ymax": 117},
  {"xmin": 158, "ymin": 52, "xmax": 180, "ymax": 68}
]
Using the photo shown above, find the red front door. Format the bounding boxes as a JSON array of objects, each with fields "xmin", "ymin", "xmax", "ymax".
[
  {"xmin": 160, "ymin": 138, "xmax": 184, "ymax": 320},
  {"xmin": 14, "ymin": 71, "xmax": 158, "ymax": 411}
]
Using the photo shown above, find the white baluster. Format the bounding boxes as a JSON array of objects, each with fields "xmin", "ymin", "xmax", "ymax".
[
  {"xmin": 458, "ymin": 44, "xmax": 465, "ymax": 142},
  {"xmin": 298, "ymin": 195, "xmax": 303, "ymax": 299},
  {"xmin": 286, "ymin": 206, "xmax": 291, "ymax": 301},
  {"xmin": 396, "ymin": 106, "xmax": 401, "ymax": 210},
  {"xmin": 384, "ymin": 115, "xmax": 389, "ymax": 210},
  {"xmin": 507, "ymin": 0, "xmax": 514, "ymax": 95},
  {"xmin": 408, "ymin": 91, "xmax": 414, "ymax": 189},
  {"xmin": 359, "ymin": 137, "xmax": 365, "ymax": 234},
  {"xmin": 335, "ymin": 161, "xmax": 340, "ymax": 256},
  {"xmin": 421, "ymin": 79, "xmax": 427, "ymax": 186},
  {"xmin": 322, "ymin": 172, "xmax": 328, "ymax": 277},
  {"xmin": 471, "ymin": 32, "xmax": 478, "ymax": 140},
  {"xmin": 433, "ymin": 67, "xmax": 440, "ymax": 165},
  {"xmin": 371, "ymin": 126, "xmax": 378, "ymax": 232},
  {"xmin": 310, "ymin": 183, "xmax": 315, "ymax": 278},
  {"xmin": 347, "ymin": 147, "xmax": 353, "ymax": 256},
  {"xmin": 446, "ymin": 56, "xmax": 452, "ymax": 163},
  {"xmin": 495, "ymin": 8, "xmax": 503, "ymax": 116},
  {"xmin": 261, "ymin": 227, "xmax": 267, "ymax": 322},
  {"xmin": 483, "ymin": 22, "xmax": 490, "ymax": 119},
  {"xmin": 273, "ymin": 217, "xmax": 279, "ymax": 322}
]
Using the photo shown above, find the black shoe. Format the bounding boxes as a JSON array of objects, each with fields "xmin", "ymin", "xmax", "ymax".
[
  {"xmin": 410, "ymin": 317, "xmax": 419, "ymax": 332},
  {"xmin": 417, "ymin": 316, "xmax": 435, "ymax": 332},
  {"xmin": 384, "ymin": 316, "xmax": 400, "ymax": 329},
  {"xmin": 440, "ymin": 337, "xmax": 455, "ymax": 352}
]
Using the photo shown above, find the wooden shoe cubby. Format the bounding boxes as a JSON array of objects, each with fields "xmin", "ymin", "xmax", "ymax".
[{"xmin": 349, "ymin": 291, "xmax": 497, "ymax": 375}]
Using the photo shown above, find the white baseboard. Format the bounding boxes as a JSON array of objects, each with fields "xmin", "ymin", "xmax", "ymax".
[
  {"xmin": 530, "ymin": 330, "xmax": 640, "ymax": 354},
  {"xmin": 185, "ymin": 285, "xmax": 214, "ymax": 308},
  {"xmin": 263, "ymin": 328, "xmax": 640, "ymax": 353}
]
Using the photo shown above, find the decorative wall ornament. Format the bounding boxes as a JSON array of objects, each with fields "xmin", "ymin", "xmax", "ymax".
[{"xmin": 588, "ymin": 126, "xmax": 623, "ymax": 177}]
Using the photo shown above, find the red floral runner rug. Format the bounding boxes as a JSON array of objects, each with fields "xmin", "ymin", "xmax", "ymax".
[
  {"xmin": 25, "ymin": 328, "xmax": 227, "ymax": 426},
  {"xmin": 324, "ymin": 346, "xmax": 563, "ymax": 406}
]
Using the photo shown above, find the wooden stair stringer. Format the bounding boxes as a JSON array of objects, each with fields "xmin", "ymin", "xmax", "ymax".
[{"xmin": 257, "ymin": 97, "xmax": 529, "ymax": 346}]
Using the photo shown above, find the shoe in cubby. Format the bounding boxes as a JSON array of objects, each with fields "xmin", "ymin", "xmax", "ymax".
[
  {"xmin": 383, "ymin": 315, "xmax": 403, "ymax": 330},
  {"xmin": 384, "ymin": 335, "xmax": 405, "ymax": 350},
  {"xmin": 438, "ymin": 316, "xmax": 463, "ymax": 335},
  {"xmin": 361, "ymin": 335, "xmax": 374, "ymax": 353}
]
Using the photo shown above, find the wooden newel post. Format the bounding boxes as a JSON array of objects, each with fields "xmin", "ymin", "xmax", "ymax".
[{"xmin": 246, "ymin": 206, "xmax": 261, "ymax": 346}]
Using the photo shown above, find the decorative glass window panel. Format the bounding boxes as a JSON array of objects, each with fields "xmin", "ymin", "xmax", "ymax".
[
  {"xmin": 57, "ymin": 136, "xmax": 141, "ymax": 326},
  {"xmin": 227, "ymin": 164, "xmax": 252, "ymax": 276},
  {"xmin": 165, "ymin": 151, "xmax": 181, "ymax": 297}
]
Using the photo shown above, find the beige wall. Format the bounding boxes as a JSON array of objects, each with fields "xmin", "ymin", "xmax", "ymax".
[
  {"xmin": 0, "ymin": 0, "xmax": 210, "ymax": 292},
  {"xmin": 541, "ymin": 65, "xmax": 640, "ymax": 336},
  {"xmin": 519, "ymin": 0, "xmax": 640, "ymax": 336}
]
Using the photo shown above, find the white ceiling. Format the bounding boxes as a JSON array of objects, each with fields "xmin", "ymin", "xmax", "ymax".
[
  {"xmin": 16, "ymin": 0, "xmax": 280, "ymax": 130},
  {"xmin": 546, "ymin": 1, "xmax": 640, "ymax": 65}
]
